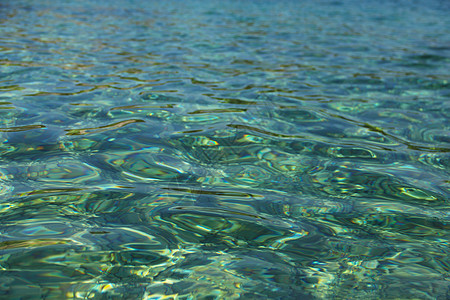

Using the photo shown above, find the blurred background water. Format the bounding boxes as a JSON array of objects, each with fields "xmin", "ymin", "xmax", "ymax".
[{"xmin": 0, "ymin": 0, "xmax": 449, "ymax": 299}]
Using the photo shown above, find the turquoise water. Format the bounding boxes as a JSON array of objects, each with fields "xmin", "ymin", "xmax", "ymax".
[{"xmin": 0, "ymin": 0, "xmax": 449, "ymax": 299}]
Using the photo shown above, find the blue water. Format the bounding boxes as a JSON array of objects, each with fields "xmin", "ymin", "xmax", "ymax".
[{"xmin": 0, "ymin": 0, "xmax": 449, "ymax": 299}]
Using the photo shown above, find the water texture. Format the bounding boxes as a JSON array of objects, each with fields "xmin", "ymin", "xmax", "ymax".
[{"xmin": 0, "ymin": 0, "xmax": 449, "ymax": 299}]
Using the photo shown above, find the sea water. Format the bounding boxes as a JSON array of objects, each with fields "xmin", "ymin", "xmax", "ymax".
[{"xmin": 0, "ymin": 0, "xmax": 449, "ymax": 299}]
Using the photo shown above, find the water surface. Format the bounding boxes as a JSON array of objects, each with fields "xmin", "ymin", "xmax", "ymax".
[{"xmin": 0, "ymin": 0, "xmax": 449, "ymax": 299}]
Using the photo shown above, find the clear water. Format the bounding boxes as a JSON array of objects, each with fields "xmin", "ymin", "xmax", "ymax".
[{"xmin": 0, "ymin": 0, "xmax": 449, "ymax": 299}]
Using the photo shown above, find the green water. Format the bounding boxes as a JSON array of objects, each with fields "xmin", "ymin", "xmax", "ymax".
[{"xmin": 0, "ymin": 0, "xmax": 449, "ymax": 299}]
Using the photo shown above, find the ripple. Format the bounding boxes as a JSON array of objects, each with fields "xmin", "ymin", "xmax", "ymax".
[
  {"xmin": 0, "ymin": 157, "xmax": 101, "ymax": 188},
  {"xmin": 0, "ymin": 124, "xmax": 46, "ymax": 132},
  {"xmin": 65, "ymin": 119, "xmax": 145, "ymax": 135}
]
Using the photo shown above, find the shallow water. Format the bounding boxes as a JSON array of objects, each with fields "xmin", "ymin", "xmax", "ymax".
[{"xmin": 0, "ymin": 0, "xmax": 449, "ymax": 299}]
